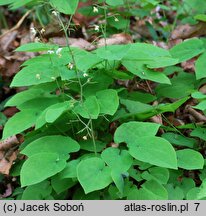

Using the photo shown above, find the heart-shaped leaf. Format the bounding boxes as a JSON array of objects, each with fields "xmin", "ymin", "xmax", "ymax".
[
  {"xmin": 21, "ymin": 153, "xmax": 67, "ymax": 187},
  {"xmin": 77, "ymin": 157, "xmax": 112, "ymax": 194},
  {"xmin": 21, "ymin": 135, "xmax": 80, "ymax": 157}
]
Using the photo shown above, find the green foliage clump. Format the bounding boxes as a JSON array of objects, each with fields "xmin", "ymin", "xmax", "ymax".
[{"xmin": 1, "ymin": 0, "xmax": 206, "ymax": 200}]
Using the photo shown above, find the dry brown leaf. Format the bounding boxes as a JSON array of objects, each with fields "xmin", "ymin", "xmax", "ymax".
[
  {"xmin": 0, "ymin": 30, "xmax": 18, "ymax": 51},
  {"xmin": 152, "ymin": 41, "xmax": 169, "ymax": 49},
  {"xmin": 0, "ymin": 135, "xmax": 21, "ymax": 175},
  {"xmin": 131, "ymin": 19, "xmax": 151, "ymax": 39},
  {"xmin": 0, "ymin": 183, "xmax": 12, "ymax": 198},
  {"xmin": 186, "ymin": 105, "xmax": 206, "ymax": 122},
  {"xmin": 0, "ymin": 135, "xmax": 19, "ymax": 151},
  {"xmin": 181, "ymin": 57, "xmax": 196, "ymax": 72},
  {"xmin": 51, "ymin": 37, "xmax": 96, "ymax": 50},
  {"xmin": 97, "ymin": 33, "xmax": 133, "ymax": 47},
  {"xmin": 170, "ymin": 22, "xmax": 206, "ymax": 40},
  {"xmin": 0, "ymin": 151, "xmax": 18, "ymax": 175},
  {"xmin": 199, "ymin": 84, "xmax": 206, "ymax": 94}
]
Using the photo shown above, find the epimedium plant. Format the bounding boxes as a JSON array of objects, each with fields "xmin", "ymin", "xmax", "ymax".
[{"xmin": 1, "ymin": 0, "xmax": 206, "ymax": 200}]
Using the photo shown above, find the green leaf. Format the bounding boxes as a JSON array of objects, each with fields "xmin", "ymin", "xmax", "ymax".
[
  {"xmin": 49, "ymin": 0, "xmax": 79, "ymax": 14},
  {"xmin": 177, "ymin": 178, "xmax": 195, "ymax": 197},
  {"xmin": 72, "ymin": 48, "xmax": 101, "ymax": 71},
  {"xmin": 16, "ymin": 43, "xmax": 58, "ymax": 52},
  {"xmin": 166, "ymin": 184, "xmax": 184, "ymax": 200},
  {"xmin": 51, "ymin": 175, "xmax": 77, "ymax": 194},
  {"xmin": 17, "ymin": 97, "xmax": 60, "ymax": 110},
  {"xmin": 123, "ymin": 42, "xmax": 178, "ymax": 68},
  {"xmin": 141, "ymin": 167, "xmax": 169, "ymax": 184},
  {"xmin": 83, "ymin": 71, "xmax": 113, "ymax": 97},
  {"xmin": 21, "ymin": 153, "xmax": 67, "ymax": 187},
  {"xmin": 127, "ymin": 180, "xmax": 168, "ymax": 200},
  {"xmin": 162, "ymin": 132, "xmax": 196, "ymax": 148},
  {"xmin": 192, "ymin": 91, "xmax": 206, "ymax": 99},
  {"xmin": 191, "ymin": 128, "xmax": 206, "ymax": 141},
  {"xmin": 106, "ymin": 0, "xmax": 124, "ymax": 6},
  {"xmin": 194, "ymin": 14, "xmax": 206, "ymax": 22},
  {"xmin": 5, "ymin": 89, "xmax": 43, "ymax": 107},
  {"xmin": 21, "ymin": 135, "xmax": 80, "ymax": 157},
  {"xmin": 108, "ymin": 16, "xmax": 129, "ymax": 30},
  {"xmin": 94, "ymin": 45, "xmax": 131, "ymax": 61},
  {"xmin": 77, "ymin": 157, "xmax": 112, "ymax": 194},
  {"xmin": 122, "ymin": 61, "xmax": 171, "ymax": 84},
  {"xmin": 195, "ymin": 52, "xmax": 206, "ymax": 79},
  {"xmin": 114, "ymin": 121, "xmax": 160, "ymax": 144},
  {"xmin": 45, "ymin": 101, "xmax": 72, "ymax": 123},
  {"xmin": 155, "ymin": 72, "xmax": 196, "ymax": 99},
  {"xmin": 96, "ymin": 89, "xmax": 119, "ymax": 115},
  {"xmin": 111, "ymin": 170, "xmax": 125, "ymax": 195},
  {"xmin": 3, "ymin": 109, "xmax": 41, "ymax": 139},
  {"xmin": 79, "ymin": 140, "xmax": 106, "ymax": 152},
  {"xmin": 128, "ymin": 136, "xmax": 177, "ymax": 169},
  {"xmin": 101, "ymin": 148, "xmax": 133, "ymax": 172},
  {"xmin": 119, "ymin": 98, "xmax": 155, "ymax": 120},
  {"xmin": 8, "ymin": 0, "xmax": 38, "ymax": 9},
  {"xmin": 177, "ymin": 149, "xmax": 204, "ymax": 170},
  {"xmin": 21, "ymin": 181, "xmax": 52, "ymax": 200},
  {"xmin": 124, "ymin": 42, "xmax": 171, "ymax": 60},
  {"xmin": 114, "ymin": 122, "xmax": 177, "ymax": 169},
  {"xmin": 0, "ymin": 0, "xmax": 13, "ymax": 6},
  {"xmin": 192, "ymin": 100, "xmax": 206, "ymax": 111},
  {"xmin": 58, "ymin": 159, "xmax": 80, "ymax": 179},
  {"xmin": 74, "ymin": 96, "xmax": 100, "ymax": 119},
  {"xmin": 10, "ymin": 64, "xmax": 60, "ymax": 87},
  {"xmin": 187, "ymin": 179, "xmax": 206, "ymax": 200},
  {"xmin": 156, "ymin": 97, "xmax": 189, "ymax": 113},
  {"xmin": 35, "ymin": 101, "xmax": 72, "ymax": 129},
  {"xmin": 170, "ymin": 38, "xmax": 205, "ymax": 63}
]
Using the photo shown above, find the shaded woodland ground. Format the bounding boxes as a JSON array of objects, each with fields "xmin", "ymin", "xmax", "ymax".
[{"xmin": 1, "ymin": 0, "xmax": 206, "ymax": 200}]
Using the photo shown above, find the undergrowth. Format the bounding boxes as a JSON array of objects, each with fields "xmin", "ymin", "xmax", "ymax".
[{"xmin": 1, "ymin": 0, "xmax": 206, "ymax": 200}]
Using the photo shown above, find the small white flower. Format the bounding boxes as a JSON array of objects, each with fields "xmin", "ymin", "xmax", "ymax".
[
  {"xmin": 68, "ymin": 62, "xmax": 74, "ymax": 70},
  {"xmin": 36, "ymin": 74, "xmax": 41, "ymax": 80},
  {"xmin": 56, "ymin": 48, "xmax": 62, "ymax": 56},
  {"xmin": 51, "ymin": 76, "xmax": 56, "ymax": 80},
  {"xmin": 52, "ymin": 11, "xmax": 58, "ymax": 16},
  {"xmin": 47, "ymin": 50, "xmax": 54, "ymax": 54},
  {"xmin": 94, "ymin": 24, "xmax": 99, "ymax": 31},
  {"xmin": 30, "ymin": 27, "xmax": 37, "ymax": 35},
  {"xmin": 83, "ymin": 73, "xmax": 88, "ymax": 77},
  {"xmin": 34, "ymin": 37, "xmax": 40, "ymax": 42},
  {"xmin": 114, "ymin": 17, "xmax": 119, "ymax": 22},
  {"xmin": 93, "ymin": 6, "xmax": 98, "ymax": 13},
  {"xmin": 83, "ymin": 136, "xmax": 87, "ymax": 140},
  {"xmin": 40, "ymin": 28, "xmax": 45, "ymax": 34}
]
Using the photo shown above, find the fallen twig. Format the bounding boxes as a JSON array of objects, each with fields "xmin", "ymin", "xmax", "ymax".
[{"xmin": 0, "ymin": 10, "xmax": 31, "ymax": 39}]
